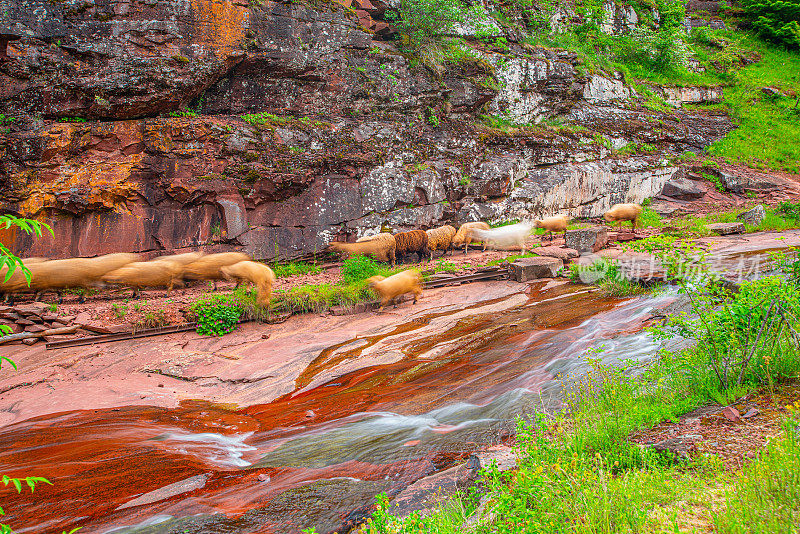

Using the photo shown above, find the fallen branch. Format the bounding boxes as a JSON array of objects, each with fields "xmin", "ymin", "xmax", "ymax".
[{"xmin": 0, "ymin": 325, "xmax": 79, "ymax": 345}]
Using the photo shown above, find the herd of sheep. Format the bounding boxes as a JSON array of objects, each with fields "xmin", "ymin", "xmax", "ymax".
[
  {"xmin": 0, "ymin": 203, "xmax": 642, "ymax": 310},
  {"xmin": 0, "ymin": 252, "xmax": 276, "ymax": 306}
]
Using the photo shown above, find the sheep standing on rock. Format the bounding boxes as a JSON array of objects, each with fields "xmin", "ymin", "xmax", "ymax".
[
  {"xmin": 603, "ymin": 203, "xmax": 643, "ymax": 231},
  {"xmin": 327, "ymin": 235, "xmax": 397, "ymax": 266},
  {"xmin": 535, "ymin": 215, "xmax": 569, "ymax": 241},
  {"xmin": 220, "ymin": 261, "xmax": 276, "ymax": 307},
  {"xmin": 366, "ymin": 269, "xmax": 423, "ymax": 311},
  {"xmin": 452, "ymin": 222, "xmax": 491, "ymax": 254},
  {"xmin": 102, "ymin": 259, "xmax": 185, "ymax": 298},
  {"xmin": 392, "ymin": 230, "xmax": 430, "ymax": 262},
  {"xmin": 470, "ymin": 222, "xmax": 534, "ymax": 253},
  {"xmin": 182, "ymin": 252, "xmax": 252, "ymax": 289},
  {"xmin": 425, "ymin": 225, "xmax": 457, "ymax": 260}
]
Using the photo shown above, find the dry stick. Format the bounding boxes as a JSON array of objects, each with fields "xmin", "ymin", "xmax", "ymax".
[{"xmin": 0, "ymin": 325, "xmax": 79, "ymax": 345}]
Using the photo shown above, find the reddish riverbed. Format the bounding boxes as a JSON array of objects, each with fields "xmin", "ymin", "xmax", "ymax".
[{"xmin": 0, "ymin": 231, "xmax": 796, "ymax": 534}]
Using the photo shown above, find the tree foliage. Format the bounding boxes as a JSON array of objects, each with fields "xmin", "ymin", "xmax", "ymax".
[{"xmin": 741, "ymin": 0, "xmax": 800, "ymax": 48}]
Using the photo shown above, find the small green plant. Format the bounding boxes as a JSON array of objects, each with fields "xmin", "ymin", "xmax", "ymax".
[
  {"xmin": 167, "ymin": 110, "xmax": 198, "ymax": 118},
  {"xmin": 272, "ymin": 262, "xmax": 322, "ymax": 278},
  {"xmin": 426, "ymin": 107, "xmax": 440, "ymax": 127},
  {"xmin": 701, "ymin": 171, "xmax": 726, "ymax": 193},
  {"xmin": 46, "ymin": 303, "xmax": 58, "ymax": 313},
  {"xmin": 112, "ymin": 303, "xmax": 128, "ymax": 320},
  {"xmin": 341, "ymin": 254, "xmax": 381, "ymax": 284},
  {"xmin": 58, "ymin": 117, "xmax": 87, "ymax": 123},
  {"xmin": 193, "ymin": 296, "xmax": 243, "ymax": 336},
  {"xmin": 136, "ymin": 309, "xmax": 169, "ymax": 330}
]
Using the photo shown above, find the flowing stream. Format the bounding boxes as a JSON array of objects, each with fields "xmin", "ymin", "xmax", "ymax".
[{"xmin": 0, "ymin": 242, "xmax": 783, "ymax": 534}]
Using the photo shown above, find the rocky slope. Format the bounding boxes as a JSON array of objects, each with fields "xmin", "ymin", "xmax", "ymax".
[{"xmin": 0, "ymin": 0, "xmax": 734, "ymax": 259}]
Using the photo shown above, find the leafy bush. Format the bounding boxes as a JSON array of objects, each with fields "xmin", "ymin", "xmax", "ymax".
[
  {"xmin": 740, "ymin": 0, "xmax": 800, "ymax": 49},
  {"xmin": 386, "ymin": 0, "xmax": 472, "ymax": 50},
  {"xmin": 193, "ymin": 295, "xmax": 243, "ymax": 336},
  {"xmin": 341, "ymin": 254, "xmax": 381, "ymax": 284}
]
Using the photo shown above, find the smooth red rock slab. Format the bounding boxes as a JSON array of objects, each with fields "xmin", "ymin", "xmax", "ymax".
[
  {"xmin": 722, "ymin": 406, "xmax": 742, "ymax": 422},
  {"xmin": 23, "ymin": 324, "xmax": 48, "ymax": 333},
  {"xmin": 707, "ymin": 222, "xmax": 745, "ymax": 235},
  {"xmin": 535, "ymin": 246, "xmax": 579, "ymax": 260}
]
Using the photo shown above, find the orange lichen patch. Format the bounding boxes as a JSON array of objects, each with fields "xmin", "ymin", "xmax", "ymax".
[
  {"xmin": 18, "ymin": 160, "xmax": 142, "ymax": 215},
  {"xmin": 189, "ymin": 0, "xmax": 249, "ymax": 52}
]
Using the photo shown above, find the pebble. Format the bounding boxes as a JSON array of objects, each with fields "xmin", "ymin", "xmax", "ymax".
[{"xmin": 258, "ymin": 474, "xmax": 270, "ymax": 482}]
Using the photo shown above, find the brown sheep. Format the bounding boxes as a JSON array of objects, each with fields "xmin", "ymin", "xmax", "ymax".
[
  {"xmin": 102, "ymin": 259, "xmax": 185, "ymax": 298},
  {"xmin": 393, "ymin": 230, "xmax": 430, "ymax": 262},
  {"xmin": 366, "ymin": 269, "xmax": 423, "ymax": 311},
  {"xmin": 220, "ymin": 261, "xmax": 276, "ymax": 307},
  {"xmin": 326, "ymin": 236, "xmax": 397, "ymax": 266},
  {"xmin": 0, "ymin": 258, "xmax": 50, "ymax": 303},
  {"xmin": 7, "ymin": 253, "xmax": 141, "ymax": 302},
  {"xmin": 425, "ymin": 225, "xmax": 457, "ymax": 260},
  {"xmin": 603, "ymin": 203, "xmax": 643, "ymax": 231},
  {"xmin": 452, "ymin": 222, "xmax": 491, "ymax": 254},
  {"xmin": 535, "ymin": 215, "xmax": 569, "ymax": 241},
  {"xmin": 182, "ymin": 252, "xmax": 252, "ymax": 289},
  {"xmin": 151, "ymin": 251, "xmax": 205, "ymax": 266}
]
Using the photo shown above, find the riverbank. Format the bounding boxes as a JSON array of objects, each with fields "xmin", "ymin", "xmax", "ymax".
[
  {"xmin": 0, "ymin": 230, "xmax": 798, "ymax": 534},
  {"xmin": 364, "ymin": 238, "xmax": 800, "ymax": 533}
]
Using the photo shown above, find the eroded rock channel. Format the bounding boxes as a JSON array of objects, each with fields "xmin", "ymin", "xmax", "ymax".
[{"xmin": 0, "ymin": 277, "xmax": 677, "ymax": 534}]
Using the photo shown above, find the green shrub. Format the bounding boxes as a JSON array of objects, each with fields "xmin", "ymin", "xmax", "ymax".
[
  {"xmin": 193, "ymin": 295, "xmax": 243, "ymax": 336},
  {"xmin": 341, "ymin": 254, "xmax": 382, "ymax": 284},
  {"xmin": 740, "ymin": 0, "xmax": 800, "ymax": 49}
]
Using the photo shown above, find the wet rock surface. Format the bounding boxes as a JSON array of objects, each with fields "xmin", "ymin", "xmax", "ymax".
[{"xmin": 0, "ymin": 0, "xmax": 736, "ymax": 260}]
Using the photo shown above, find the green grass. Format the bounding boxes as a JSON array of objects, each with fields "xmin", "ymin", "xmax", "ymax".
[
  {"xmin": 271, "ymin": 261, "xmax": 322, "ymax": 278},
  {"xmin": 707, "ymin": 32, "xmax": 800, "ymax": 173},
  {"xmin": 273, "ymin": 282, "xmax": 375, "ymax": 314},
  {"xmin": 715, "ymin": 407, "xmax": 800, "ymax": 533}
]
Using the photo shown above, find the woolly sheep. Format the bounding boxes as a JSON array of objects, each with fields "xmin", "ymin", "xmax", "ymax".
[
  {"xmin": 220, "ymin": 261, "xmax": 276, "ymax": 307},
  {"xmin": 535, "ymin": 215, "xmax": 569, "ymax": 241},
  {"xmin": 182, "ymin": 252, "xmax": 252, "ymax": 289},
  {"xmin": 10, "ymin": 253, "xmax": 141, "ymax": 302},
  {"xmin": 425, "ymin": 225, "xmax": 457, "ymax": 260},
  {"xmin": 603, "ymin": 203, "xmax": 643, "ymax": 231},
  {"xmin": 452, "ymin": 222, "xmax": 491, "ymax": 254},
  {"xmin": 102, "ymin": 259, "xmax": 185, "ymax": 297},
  {"xmin": 470, "ymin": 222, "xmax": 534, "ymax": 253},
  {"xmin": 366, "ymin": 269, "xmax": 423, "ymax": 311},
  {"xmin": 0, "ymin": 258, "xmax": 51, "ymax": 303},
  {"xmin": 393, "ymin": 230, "xmax": 430, "ymax": 262},
  {"xmin": 151, "ymin": 251, "xmax": 205, "ymax": 266},
  {"xmin": 327, "ymin": 235, "xmax": 397, "ymax": 266}
]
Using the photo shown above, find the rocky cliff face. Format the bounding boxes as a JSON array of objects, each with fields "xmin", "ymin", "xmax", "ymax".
[{"xmin": 0, "ymin": 0, "xmax": 733, "ymax": 259}]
